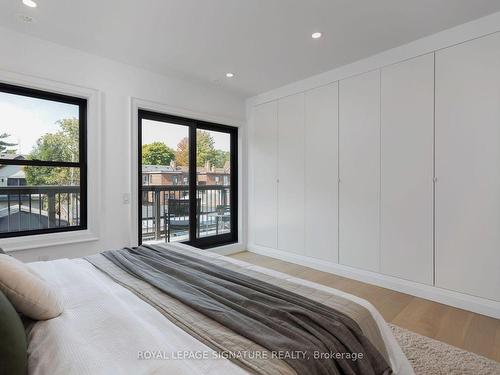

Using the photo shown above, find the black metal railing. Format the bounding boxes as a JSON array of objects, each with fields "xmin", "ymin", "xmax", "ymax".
[
  {"xmin": 141, "ymin": 184, "xmax": 231, "ymax": 242},
  {"xmin": 0, "ymin": 185, "xmax": 80, "ymax": 234}
]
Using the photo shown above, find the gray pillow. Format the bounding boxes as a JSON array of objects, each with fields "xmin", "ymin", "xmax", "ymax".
[{"xmin": 0, "ymin": 289, "xmax": 27, "ymax": 375}]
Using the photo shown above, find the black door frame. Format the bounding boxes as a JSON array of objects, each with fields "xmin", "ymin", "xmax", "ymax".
[{"xmin": 138, "ymin": 109, "xmax": 238, "ymax": 249}]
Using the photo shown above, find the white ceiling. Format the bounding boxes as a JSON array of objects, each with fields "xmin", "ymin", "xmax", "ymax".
[{"xmin": 1, "ymin": 0, "xmax": 500, "ymax": 97}]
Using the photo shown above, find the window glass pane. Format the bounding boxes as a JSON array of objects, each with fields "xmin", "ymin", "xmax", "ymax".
[
  {"xmin": 141, "ymin": 119, "xmax": 189, "ymax": 243},
  {"xmin": 196, "ymin": 129, "xmax": 231, "ymax": 238},
  {"xmin": 0, "ymin": 91, "xmax": 80, "ymax": 162},
  {"xmin": 0, "ymin": 166, "xmax": 81, "ymax": 234}
]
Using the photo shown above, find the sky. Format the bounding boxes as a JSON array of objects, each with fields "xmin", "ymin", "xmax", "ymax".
[
  {"xmin": 142, "ymin": 119, "xmax": 230, "ymax": 152},
  {"xmin": 0, "ymin": 91, "xmax": 79, "ymax": 155}
]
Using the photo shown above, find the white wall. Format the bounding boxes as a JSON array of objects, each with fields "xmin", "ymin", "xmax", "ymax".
[{"xmin": 0, "ymin": 26, "xmax": 246, "ymax": 262}]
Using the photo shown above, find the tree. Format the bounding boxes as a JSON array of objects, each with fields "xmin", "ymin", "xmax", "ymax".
[
  {"xmin": 0, "ymin": 133, "xmax": 16, "ymax": 153},
  {"xmin": 24, "ymin": 118, "xmax": 79, "ymax": 185},
  {"xmin": 196, "ymin": 130, "xmax": 215, "ymax": 167},
  {"xmin": 175, "ymin": 137, "xmax": 189, "ymax": 166},
  {"xmin": 212, "ymin": 149, "xmax": 230, "ymax": 168},
  {"xmin": 142, "ymin": 142, "xmax": 175, "ymax": 165},
  {"xmin": 175, "ymin": 130, "xmax": 228, "ymax": 168}
]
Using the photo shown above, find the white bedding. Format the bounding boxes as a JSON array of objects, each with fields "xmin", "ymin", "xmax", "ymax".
[{"xmin": 27, "ymin": 243, "xmax": 414, "ymax": 375}]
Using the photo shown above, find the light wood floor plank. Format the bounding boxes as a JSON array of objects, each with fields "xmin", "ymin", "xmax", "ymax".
[
  {"xmin": 463, "ymin": 314, "xmax": 499, "ymax": 361},
  {"xmin": 434, "ymin": 306, "xmax": 472, "ymax": 348},
  {"xmin": 229, "ymin": 251, "xmax": 500, "ymax": 362}
]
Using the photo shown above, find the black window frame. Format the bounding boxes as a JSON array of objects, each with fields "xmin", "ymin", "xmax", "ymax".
[
  {"xmin": 0, "ymin": 82, "xmax": 88, "ymax": 238},
  {"xmin": 138, "ymin": 109, "xmax": 238, "ymax": 249}
]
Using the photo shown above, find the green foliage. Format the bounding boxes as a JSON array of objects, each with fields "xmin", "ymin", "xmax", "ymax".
[
  {"xmin": 25, "ymin": 165, "xmax": 79, "ymax": 186},
  {"xmin": 175, "ymin": 130, "xmax": 229, "ymax": 168},
  {"xmin": 211, "ymin": 149, "xmax": 230, "ymax": 168},
  {"xmin": 142, "ymin": 142, "xmax": 175, "ymax": 165},
  {"xmin": 0, "ymin": 133, "xmax": 16, "ymax": 153},
  {"xmin": 24, "ymin": 118, "xmax": 80, "ymax": 185},
  {"xmin": 195, "ymin": 130, "xmax": 215, "ymax": 167}
]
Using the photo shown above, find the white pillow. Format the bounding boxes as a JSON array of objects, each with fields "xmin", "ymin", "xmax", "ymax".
[{"xmin": 0, "ymin": 254, "xmax": 63, "ymax": 320}]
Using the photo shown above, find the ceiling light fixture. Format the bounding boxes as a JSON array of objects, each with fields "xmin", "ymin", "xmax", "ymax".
[
  {"xmin": 22, "ymin": 0, "xmax": 37, "ymax": 8},
  {"xmin": 225, "ymin": 73, "xmax": 235, "ymax": 78},
  {"xmin": 311, "ymin": 32, "xmax": 322, "ymax": 39}
]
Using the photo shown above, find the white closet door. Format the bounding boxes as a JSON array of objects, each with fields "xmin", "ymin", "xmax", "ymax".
[
  {"xmin": 278, "ymin": 93, "xmax": 305, "ymax": 254},
  {"xmin": 339, "ymin": 70, "xmax": 381, "ymax": 271},
  {"xmin": 252, "ymin": 101, "xmax": 278, "ymax": 249},
  {"xmin": 304, "ymin": 83, "xmax": 339, "ymax": 262},
  {"xmin": 380, "ymin": 54, "xmax": 434, "ymax": 285},
  {"xmin": 435, "ymin": 33, "xmax": 500, "ymax": 301}
]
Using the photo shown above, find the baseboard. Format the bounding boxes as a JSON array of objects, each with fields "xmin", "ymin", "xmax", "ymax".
[{"xmin": 247, "ymin": 244, "xmax": 500, "ymax": 319}]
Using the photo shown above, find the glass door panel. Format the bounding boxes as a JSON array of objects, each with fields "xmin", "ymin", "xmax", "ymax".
[
  {"xmin": 140, "ymin": 116, "xmax": 189, "ymax": 243},
  {"xmin": 196, "ymin": 129, "xmax": 232, "ymax": 239}
]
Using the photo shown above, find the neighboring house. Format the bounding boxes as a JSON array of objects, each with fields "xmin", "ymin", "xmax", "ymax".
[
  {"xmin": 197, "ymin": 160, "xmax": 231, "ymax": 186},
  {"xmin": 0, "ymin": 154, "xmax": 27, "ymax": 187},
  {"xmin": 0, "ymin": 154, "xmax": 50, "ymax": 232},
  {"xmin": 142, "ymin": 164, "xmax": 188, "ymax": 186},
  {"xmin": 142, "ymin": 160, "xmax": 230, "ymax": 187}
]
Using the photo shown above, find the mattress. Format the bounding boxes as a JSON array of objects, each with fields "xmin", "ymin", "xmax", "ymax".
[{"xmin": 26, "ymin": 243, "xmax": 414, "ymax": 375}]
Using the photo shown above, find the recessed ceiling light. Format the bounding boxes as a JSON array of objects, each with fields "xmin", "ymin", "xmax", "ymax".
[
  {"xmin": 225, "ymin": 73, "xmax": 235, "ymax": 78},
  {"xmin": 311, "ymin": 32, "xmax": 322, "ymax": 39},
  {"xmin": 22, "ymin": 0, "xmax": 37, "ymax": 8}
]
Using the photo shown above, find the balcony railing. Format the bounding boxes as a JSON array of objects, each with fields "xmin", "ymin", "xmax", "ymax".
[
  {"xmin": 141, "ymin": 184, "xmax": 231, "ymax": 242},
  {"xmin": 0, "ymin": 184, "xmax": 229, "ymax": 239},
  {"xmin": 0, "ymin": 185, "xmax": 81, "ymax": 234}
]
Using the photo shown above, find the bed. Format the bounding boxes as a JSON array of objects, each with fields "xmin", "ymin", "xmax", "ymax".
[{"xmin": 25, "ymin": 243, "xmax": 414, "ymax": 375}]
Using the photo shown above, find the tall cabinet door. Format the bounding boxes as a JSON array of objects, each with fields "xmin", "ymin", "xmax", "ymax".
[
  {"xmin": 339, "ymin": 70, "xmax": 381, "ymax": 272},
  {"xmin": 305, "ymin": 83, "xmax": 339, "ymax": 262},
  {"xmin": 278, "ymin": 93, "xmax": 305, "ymax": 254},
  {"xmin": 252, "ymin": 101, "xmax": 278, "ymax": 249},
  {"xmin": 436, "ymin": 33, "xmax": 500, "ymax": 301},
  {"xmin": 380, "ymin": 54, "xmax": 434, "ymax": 284}
]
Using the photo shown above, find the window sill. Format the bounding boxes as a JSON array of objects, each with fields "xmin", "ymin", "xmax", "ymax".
[{"xmin": 0, "ymin": 229, "xmax": 99, "ymax": 253}]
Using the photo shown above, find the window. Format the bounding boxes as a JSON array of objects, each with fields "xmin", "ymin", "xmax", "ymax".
[
  {"xmin": 139, "ymin": 110, "xmax": 237, "ymax": 248},
  {"xmin": 0, "ymin": 82, "xmax": 87, "ymax": 238}
]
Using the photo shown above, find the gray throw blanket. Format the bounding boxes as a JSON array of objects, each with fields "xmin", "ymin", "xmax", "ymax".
[{"xmin": 102, "ymin": 245, "xmax": 392, "ymax": 375}]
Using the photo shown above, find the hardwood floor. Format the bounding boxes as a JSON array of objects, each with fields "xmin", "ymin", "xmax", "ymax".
[{"xmin": 229, "ymin": 251, "xmax": 500, "ymax": 363}]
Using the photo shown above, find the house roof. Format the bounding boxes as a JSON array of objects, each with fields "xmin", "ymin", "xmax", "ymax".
[
  {"xmin": 0, "ymin": 154, "xmax": 26, "ymax": 160},
  {"xmin": 9, "ymin": 170, "xmax": 26, "ymax": 179},
  {"xmin": 0, "ymin": 154, "xmax": 26, "ymax": 170},
  {"xmin": 142, "ymin": 164, "xmax": 230, "ymax": 175},
  {"xmin": 142, "ymin": 165, "xmax": 180, "ymax": 173}
]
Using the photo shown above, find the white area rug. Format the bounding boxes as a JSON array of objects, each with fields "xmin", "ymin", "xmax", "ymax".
[{"xmin": 390, "ymin": 324, "xmax": 500, "ymax": 375}]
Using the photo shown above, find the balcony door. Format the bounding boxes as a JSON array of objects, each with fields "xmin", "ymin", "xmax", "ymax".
[{"xmin": 138, "ymin": 110, "xmax": 237, "ymax": 248}]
